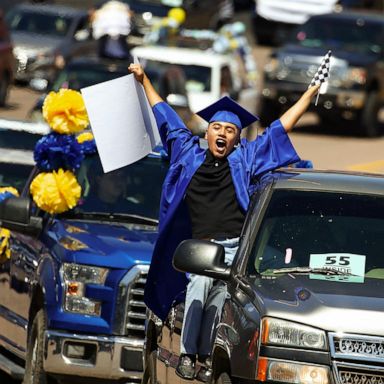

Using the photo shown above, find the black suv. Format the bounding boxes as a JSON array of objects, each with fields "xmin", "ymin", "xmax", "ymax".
[
  {"xmin": 259, "ymin": 11, "xmax": 384, "ymax": 137},
  {"xmin": 143, "ymin": 169, "xmax": 384, "ymax": 384}
]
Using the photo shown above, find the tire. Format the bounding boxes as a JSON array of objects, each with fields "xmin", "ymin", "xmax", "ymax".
[
  {"xmin": 216, "ymin": 372, "xmax": 232, "ymax": 384},
  {"xmin": 0, "ymin": 75, "xmax": 10, "ymax": 107},
  {"xmin": 361, "ymin": 91, "xmax": 382, "ymax": 137},
  {"xmin": 142, "ymin": 350, "xmax": 157, "ymax": 384},
  {"xmin": 23, "ymin": 309, "xmax": 56, "ymax": 384}
]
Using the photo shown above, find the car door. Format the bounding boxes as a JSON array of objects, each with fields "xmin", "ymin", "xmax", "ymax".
[{"xmin": 0, "ymin": 230, "xmax": 44, "ymax": 358}]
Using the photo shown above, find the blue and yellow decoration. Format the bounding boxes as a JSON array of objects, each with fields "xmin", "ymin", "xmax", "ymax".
[
  {"xmin": 30, "ymin": 89, "xmax": 96, "ymax": 214},
  {"xmin": 0, "ymin": 187, "xmax": 19, "ymax": 262}
]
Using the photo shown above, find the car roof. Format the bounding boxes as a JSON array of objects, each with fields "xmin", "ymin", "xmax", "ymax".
[
  {"xmin": 10, "ymin": 3, "xmax": 88, "ymax": 18},
  {"xmin": 271, "ymin": 169, "xmax": 384, "ymax": 196},
  {"xmin": 132, "ymin": 46, "xmax": 232, "ymax": 67},
  {"xmin": 310, "ymin": 10, "xmax": 384, "ymax": 24}
]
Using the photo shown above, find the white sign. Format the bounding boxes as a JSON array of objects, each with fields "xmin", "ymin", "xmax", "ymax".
[
  {"xmin": 81, "ymin": 74, "xmax": 160, "ymax": 173},
  {"xmin": 309, "ymin": 253, "xmax": 366, "ymax": 283}
]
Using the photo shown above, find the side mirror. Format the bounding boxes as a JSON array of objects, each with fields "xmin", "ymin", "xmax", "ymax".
[
  {"xmin": 0, "ymin": 197, "xmax": 42, "ymax": 236},
  {"xmin": 173, "ymin": 239, "xmax": 230, "ymax": 280},
  {"xmin": 29, "ymin": 78, "xmax": 48, "ymax": 92},
  {"xmin": 74, "ymin": 29, "xmax": 90, "ymax": 41}
]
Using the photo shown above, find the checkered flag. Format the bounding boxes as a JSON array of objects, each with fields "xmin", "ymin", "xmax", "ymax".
[{"xmin": 308, "ymin": 50, "xmax": 331, "ymax": 105}]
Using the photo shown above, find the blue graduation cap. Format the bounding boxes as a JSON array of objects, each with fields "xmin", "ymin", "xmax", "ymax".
[{"xmin": 196, "ymin": 96, "xmax": 259, "ymax": 130}]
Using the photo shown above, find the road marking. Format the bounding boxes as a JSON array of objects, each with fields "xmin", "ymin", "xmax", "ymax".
[{"xmin": 347, "ymin": 160, "xmax": 384, "ymax": 173}]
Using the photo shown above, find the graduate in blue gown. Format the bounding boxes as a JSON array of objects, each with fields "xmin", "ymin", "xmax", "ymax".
[{"xmin": 129, "ymin": 63, "xmax": 320, "ymax": 378}]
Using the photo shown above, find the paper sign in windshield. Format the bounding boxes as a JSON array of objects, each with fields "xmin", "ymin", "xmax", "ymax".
[{"xmin": 309, "ymin": 253, "xmax": 366, "ymax": 283}]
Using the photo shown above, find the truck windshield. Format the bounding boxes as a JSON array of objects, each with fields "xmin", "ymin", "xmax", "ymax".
[
  {"xmin": 61, "ymin": 153, "xmax": 169, "ymax": 221},
  {"xmin": 247, "ymin": 190, "xmax": 384, "ymax": 279},
  {"xmin": 291, "ymin": 17, "xmax": 382, "ymax": 55}
]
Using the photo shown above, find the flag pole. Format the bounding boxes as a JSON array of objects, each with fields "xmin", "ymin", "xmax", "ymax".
[{"xmin": 315, "ymin": 89, "xmax": 320, "ymax": 106}]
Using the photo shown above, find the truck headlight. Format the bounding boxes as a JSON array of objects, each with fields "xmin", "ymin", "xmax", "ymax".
[
  {"xmin": 257, "ymin": 357, "xmax": 330, "ymax": 384},
  {"xmin": 262, "ymin": 318, "xmax": 327, "ymax": 350},
  {"xmin": 62, "ymin": 263, "xmax": 109, "ymax": 316}
]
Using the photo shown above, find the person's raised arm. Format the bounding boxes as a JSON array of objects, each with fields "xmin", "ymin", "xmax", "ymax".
[
  {"xmin": 279, "ymin": 84, "xmax": 320, "ymax": 132},
  {"xmin": 128, "ymin": 63, "xmax": 163, "ymax": 107}
]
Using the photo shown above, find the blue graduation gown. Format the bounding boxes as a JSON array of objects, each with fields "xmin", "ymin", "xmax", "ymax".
[{"xmin": 145, "ymin": 102, "xmax": 300, "ymax": 320}]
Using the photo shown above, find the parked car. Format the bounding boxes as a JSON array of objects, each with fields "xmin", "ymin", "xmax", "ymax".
[
  {"xmin": 0, "ymin": 8, "xmax": 15, "ymax": 106},
  {"xmin": 0, "ymin": 147, "xmax": 169, "ymax": 382},
  {"xmin": 260, "ymin": 11, "xmax": 384, "ymax": 137},
  {"xmin": 131, "ymin": 45, "xmax": 258, "ymax": 131},
  {"xmin": 251, "ymin": 0, "xmax": 338, "ymax": 46},
  {"xmin": 97, "ymin": 0, "xmax": 235, "ymax": 45},
  {"xmin": 143, "ymin": 168, "xmax": 384, "ymax": 384},
  {"xmin": 5, "ymin": 3, "xmax": 96, "ymax": 86}
]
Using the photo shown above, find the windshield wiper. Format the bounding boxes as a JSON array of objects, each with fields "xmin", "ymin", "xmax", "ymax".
[
  {"xmin": 272, "ymin": 267, "xmax": 357, "ymax": 276},
  {"xmin": 61, "ymin": 211, "xmax": 158, "ymax": 226}
]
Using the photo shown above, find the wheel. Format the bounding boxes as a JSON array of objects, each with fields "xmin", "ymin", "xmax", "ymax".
[
  {"xmin": 141, "ymin": 350, "xmax": 157, "ymax": 384},
  {"xmin": 0, "ymin": 74, "xmax": 10, "ymax": 107},
  {"xmin": 216, "ymin": 372, "xmax": 232, "ymax": 384},
  {"xmin": 23, "ymin": 309, "xmax": 56, "ymax": 384},
  {"xmin": 361, "ymin": 91, "xmax": 382, "ymax": 137}
]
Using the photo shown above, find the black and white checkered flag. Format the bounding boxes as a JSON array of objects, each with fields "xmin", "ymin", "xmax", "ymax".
[{"xmin": 308, "ymin": 50, "xmax": 331, "ymax": 105}]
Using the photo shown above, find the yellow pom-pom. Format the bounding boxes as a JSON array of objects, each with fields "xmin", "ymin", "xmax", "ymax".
[
  {"xmin": 0, "ymin": 228, "xmax": 11, "ymax": 262},
  {"xmin": 0, "ymin": 187, "xmax": 19, "ymax": 197},
  {"xmin": 30, "ymin": 169, "xmax": 82, "ymax": 214},
  {"xmin": 168, "ymin": 7, "xmax": 186, "ymax": 24},
  {"xmin": 77, "ymin": 131, "xmax": 94, "ymax": 144},
  {"xmin": 42, "ymin": 89, "xmax": 89, "ymax": 134}
]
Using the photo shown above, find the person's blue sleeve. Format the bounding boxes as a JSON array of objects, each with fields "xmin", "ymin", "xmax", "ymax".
[
  {"xmin": 244, "ymin": 119, "xmax": 300, "ymax": 177},
  {"xmin": 152, "ymin": 102, "xmax": 193, "ymax": 163}
]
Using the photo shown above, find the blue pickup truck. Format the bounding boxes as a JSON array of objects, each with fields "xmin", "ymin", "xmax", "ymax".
[{"xmin": 0, "ymin": 149, "xmax": 168, "ymax": 383}]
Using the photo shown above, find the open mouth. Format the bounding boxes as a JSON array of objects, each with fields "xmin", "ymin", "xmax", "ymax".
[{"xmin": 216, "ymin": 139, "xmax": 227, "ymax": 150}]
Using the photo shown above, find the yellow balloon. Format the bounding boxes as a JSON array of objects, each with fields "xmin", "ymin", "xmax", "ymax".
[{"xmin": 168, "ymin": 7, "xmax": 186, "ymax": 25}]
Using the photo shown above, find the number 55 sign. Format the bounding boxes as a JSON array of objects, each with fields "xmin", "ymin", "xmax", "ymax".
[{"xmin": 309, "ymin": 253, "xmax": 366, "ymax": 282}]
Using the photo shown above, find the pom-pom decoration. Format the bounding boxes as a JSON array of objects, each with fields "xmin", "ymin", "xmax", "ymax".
[
  {"xmin": 77, "ymin": 132, "xmax": 97, "ymax": 155},
  {"xmin": 34, "ymin": 132, "xmax": 84, "ymax": 172},
  {"xmin": 42, "ymin": 89, "xmax": 89, "ymax": 134},
  {"xmin": 0, "ymin": 187, "xmax": 19, "ymax": 262},
  {"xmin": 30, "ymin": 169, "xmax": 82, "ymax": 214}
]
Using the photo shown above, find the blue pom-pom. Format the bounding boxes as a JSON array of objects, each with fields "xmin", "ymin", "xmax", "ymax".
[
  {"xmin": 34, "ymin": 132, "xmax": 84, "ymax": 172},
  {"xmin": 80, "ymin": 139, "xmax": 97, "ymax": 155}
]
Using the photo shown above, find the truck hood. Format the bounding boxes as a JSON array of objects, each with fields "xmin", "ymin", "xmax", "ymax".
[
  {"xmin": 251, "ymin": 274, "xmax": 384, "ymax": 335},
  {"xmin": 12, "ymin": 32, "xmax": 62, "ymax": 56},
  {"xmin": 46, "ymin": 219, "xmax": 158, "ymax": 268},
  {"xmin": 277, "ymin": 44, "xmax": 378, "ymax": 67}
]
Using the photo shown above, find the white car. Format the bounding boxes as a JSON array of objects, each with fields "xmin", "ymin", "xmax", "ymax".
[{"xmin": 131, "ymin": 45, "xmax": 258, "ymax": 124}]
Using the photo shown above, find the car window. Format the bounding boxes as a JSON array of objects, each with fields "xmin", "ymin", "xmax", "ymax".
[
  {"xmin": 61, "ymin": 154, "xmax": 169, "ymax": 220},
  {"xmin": 142, "ymin": 59, "xmax": 212, "ymax": 93},
  {"xmin": 6, "ymin": 9, "xmax": 72, "ymax": 37},
  {"xmin": 0, "ymin": 162, "xmax": 33, "ymax": 192},
  {"xmin": 247, "ymin": 190, "xmax": 384, "ymax": 278},
  {"xmin": 291, "ymin": 17, "xmax": 383, "ymax": 55}
]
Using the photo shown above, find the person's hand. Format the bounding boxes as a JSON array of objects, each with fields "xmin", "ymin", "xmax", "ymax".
[
  {"xmin": 306, "ymin": 83, "xmax": 321, "ymax": 98},
  {"xmin": 128, "ymin": 63, "xmax": 145, "ymax": 84}
]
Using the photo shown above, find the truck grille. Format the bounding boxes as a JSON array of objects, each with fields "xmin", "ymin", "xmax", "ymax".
[
  {"xmin": 338, "ymin": 367, "xmax": 384, "ymax": 384},
  {"xmin": 114, "ymin": 265, "xmax": 148, "ymax": 338},
  {"xmin": 330, "ymin": 333, "xmax": 384, "ymax": 362},
  {"xmin": 330, "ymin": 333, "xmax": 384, "ymax": 382}
]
